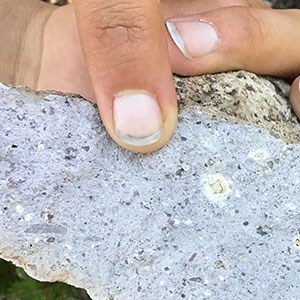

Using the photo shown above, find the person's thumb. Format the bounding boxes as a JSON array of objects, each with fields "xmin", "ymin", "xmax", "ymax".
[
  {"xmin": 165, "ymin": 6, "xmax": 300, "ymax": 78},
  {"xmin": 73, "ymin": 0, "xmax": 177, "ymax": 153}
]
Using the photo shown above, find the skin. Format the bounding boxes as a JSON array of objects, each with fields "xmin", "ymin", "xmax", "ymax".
[{"xmin": 2, "ymin": 0, "xmax": 300, "ymax": 152}]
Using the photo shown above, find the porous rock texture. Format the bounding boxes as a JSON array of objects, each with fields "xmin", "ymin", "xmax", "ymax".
[{"xmin": 1, "ymin": 71, "xmax": 300, "ymax": 300}]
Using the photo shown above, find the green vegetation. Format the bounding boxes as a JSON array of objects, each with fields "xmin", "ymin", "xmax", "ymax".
[{"xmin": 0, "ymin": 259, "xmax": 91, "ymax": 300}]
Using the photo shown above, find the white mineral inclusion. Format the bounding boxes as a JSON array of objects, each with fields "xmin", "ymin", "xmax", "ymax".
[
  {"xmin": 286, "ymin": 202, "xmax": 297, "ymax": 211},
  {"xmin": 15, "ymin": 204, "xmax": 24, "ymax": 214},
  {"xmin": 24, "ymin": 213, "xmax": 33, "ymax": 222},
  {"xmin": 248, "ymin": 148, "xmax": 269, "ymax": 161},
  {"xmin": 37, "ymin": 143, "xmax": 45, "ymax": 150},
  {"xmin": 202, "ymin": 173, "xmax": 231, "ymax": 206},
  {"xmin": 184, "ymin": 219, "xmax": 193, "ymax": 226}
]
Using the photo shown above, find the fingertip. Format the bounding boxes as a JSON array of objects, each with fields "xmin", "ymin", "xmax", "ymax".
[
  {"xmin": 96, "ymin": 80, "xmax": 178, "ymax": 154},
  {"xmin": 101, "ymin": 96, "xmax": 177, "ymax": 154}
]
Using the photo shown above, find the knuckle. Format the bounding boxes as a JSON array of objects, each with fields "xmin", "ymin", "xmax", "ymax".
[
  {"xmin": 86, "ymin": 2, "xmax": 151, "ymax": 50},
  {"xmin": 238, "ymin": 7, "xmax": 265, "ymax": 43},
  {"xmin": 228, "ymin": 6, "xmax": 267, "ymax": 67}
]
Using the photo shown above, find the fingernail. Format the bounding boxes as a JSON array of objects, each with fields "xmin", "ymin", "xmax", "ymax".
[
  {"xmin": 114, "ymin": 91, "xmax": 163, "ymax": 147},
  {"xmin": 166, "ymin": 20, "xmax": 218, "ymax": 58}
]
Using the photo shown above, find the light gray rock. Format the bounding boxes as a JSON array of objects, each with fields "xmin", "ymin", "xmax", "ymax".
[
  {"xmin": 175, "ymin": 72, "xmax": 299, "ymax": 144},
  {"xmin": 1, "ymin": 72, "xmax": 300, "ymax": 300}
]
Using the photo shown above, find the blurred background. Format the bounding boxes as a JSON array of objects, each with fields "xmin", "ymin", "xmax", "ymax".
[{"xmin": 0, "ymin": 259, "xmax": 91, "ymax": 300}]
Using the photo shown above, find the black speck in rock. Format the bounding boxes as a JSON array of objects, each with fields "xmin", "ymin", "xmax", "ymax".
[
  {"xmin": 256, "ymin": 226, "xmax": 268, "ymax": 236},
  {"xmin": 82, "ymin": 145, "xmax": 90, "ymax": 152},
  {"xmin": 175, "ymin": 168, "xmax": 185, "ymax": 176},
  {"xmin": 47, "ymin": 237, "xmax": 55, "ymax": 243},
  {"xmin": 64, "ymin": 100, "xmax": 71, "ymax": 107},
  {"xmin": 64, "ymin": 147, "xmax": 78, "ymax": 160},
  {"xmin": 189, "ymin": 277, "xmax": 202, "ymax": 283}
]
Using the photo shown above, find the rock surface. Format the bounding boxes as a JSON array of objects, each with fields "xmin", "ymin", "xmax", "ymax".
[{"xmin": 1, "ymin": 72, "xmax": 300, "ymax": 300}]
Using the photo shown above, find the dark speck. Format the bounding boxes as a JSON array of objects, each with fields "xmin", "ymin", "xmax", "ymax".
[
  {"xmin": 82, "ymin": 145, "xmax": 90, "ymax": 152},
  {"xmin": 11, "ymin": 144, "xmax": 18, "ymax": 148},
  {"xmin": 64, "ymin": 100, "xmax": 71, "ymax": 107},
  {"xmin": 175, "ymin": 168, "xmax": 185, "ymax": 176},
  {"xmin": 47, "ymin": 237, "xmax": 55, "ymax": 243},
  {"xmin": 64, "ymin": 147, "xmax": 78, "ymax": 160},
  {"xmin": 236, "ymin": 72, "xmax": 246, "ymax": 79},
  {"xmin": 133, "ymin": 191, "xmax": 140, "ymax": 197},
  {"xmin": 243, "ymin": 221, "xmax": 249, "ymax": 226},
  {"xmin": 245, "ymin": 83, "xmax": 256, "ymax": 92},
  {"xmin": 257, "ymin": 226, "xmax": 268, "ymax": 236},
  {"xmin": 41, "ymin": 211, "xmax": 54, "ymax": 222},
  {"xmin": 188, "ymin": 252, "xmax": 197, "ymax": 262},
  {"xmin": 189, "ymin": 277, "xmax": 202, "ymax": 283},
  {"xmin": 214, "ymin": 260, "xmax": 226, "ymax": 269},
  {"xmin": 228, "ymin": 89, "xmax": 238, "ymax": 96}
]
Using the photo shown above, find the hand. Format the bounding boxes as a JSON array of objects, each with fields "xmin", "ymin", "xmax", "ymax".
[
  {"xmin": 4, "ymin": 0, "xmax": 300, "ymax": 152},
  {"xmin": 68, "ymin": 0, "xmax": 177, "ymax": 153}
]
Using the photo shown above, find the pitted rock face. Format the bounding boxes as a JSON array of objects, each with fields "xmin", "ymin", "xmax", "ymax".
[
  {"xmin": 1, "ymin": 72, "xmax": 300, "ymax": 300},
  {"xmin": 174, "ymin": 72, "xmax": 299, "ymax": 144}
]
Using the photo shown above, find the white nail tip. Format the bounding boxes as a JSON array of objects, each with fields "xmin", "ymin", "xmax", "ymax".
[
  {"xmin": 116, "ymin": 129, "xmax": 162, "ymax": 147},
  {"xmin": 166, "ymin": 21, "xmax": 191, "ymax": 59},
  {"xmin": 114, "ymin": 91, "xmax": 163, "ymax": 147}
]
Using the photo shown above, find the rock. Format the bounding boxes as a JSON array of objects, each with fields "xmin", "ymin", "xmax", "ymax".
[
  {"xmin": 1, "ymin": 71, "xmax": 300, "ymax": 300},
  {"xmin": 175, "ymin": 71, "xmax": 299, "ymax": 144}
]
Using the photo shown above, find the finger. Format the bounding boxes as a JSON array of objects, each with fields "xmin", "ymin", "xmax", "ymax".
[
  {"xmin": 289, "ymin": 76, "xmax": 300, "ymax": 119},
  {"xmin": 165, "ymin": 6, "xmax": 300, "ymax": 78},
  {"xmin": 72, "ymin": 0, "xmax": 177, "ymax": 153},
  {"xmin": 161, "ymin": 0, "xmax": 267, "ymax": 19}
]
